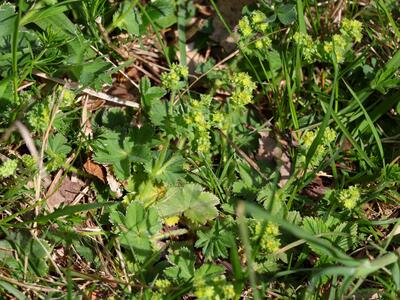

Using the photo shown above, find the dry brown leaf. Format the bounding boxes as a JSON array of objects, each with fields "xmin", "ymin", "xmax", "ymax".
[
  {"xmin": 105, "ymin": 166, "xmax": 123, "ymax": 198},
  {"xmin": 257, "ymin": 130, "xmax": 292, "ymax": 187},
  {"xmin": 84, "ymin": 159, "xmax": 106, "ymax": 183},
  {"xmin": 301, "ymin": 176, "xmax": 326, "ymax": 199},
  {"xmin": 106, "ymin": 84, "xmax": 136, "ymax": 102},
  {"xmin": 46, "ymin": 176, "xmax": 85, "ymax": 211}
]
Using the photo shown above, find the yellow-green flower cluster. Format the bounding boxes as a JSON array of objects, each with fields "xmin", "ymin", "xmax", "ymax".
[
  {"xmin": 238, "ymin": 10, "xmax": 268, "ymax": 37},
  {"xmin": 21, "ymin": 154, "xmax": 38, "ymax": 173},
  {"xmin": 211, "ymin": 111, "xmax": 230, "ymax": 134},
  {"xmin": 302, "ymin": 130, "xmax": 317, "ymax": 148},
  {"xmin": 61, "ymin": 89, "xmax": 76, "ymax": 108},
  {"xmin": 26, "ymin": 101, "xmax": 51, "ymax": 133},
  {"xmin": 323, "ymin": 19, "xmax": 363, "ymax": 63},
  {"xmin": 185, "ymin": 110, "xmax": 211, "ymax": 153},
  {"xmin": 323, "ymin": 34, "xmax": 349, "ymax": 63},
  {"xmin": 161, "ymin": 64, "xmax": 189, "ymax": 91},
  {"xmin": 0, "ymin": 159, "xmax": 18, "ymax": 178},
  {"xmin": 292, "ymin": 18, "xmax": 363, "ymax": 65},
  {"xmin": 230, "ymin": 72, "xmax": 256, "ymax": 108},
  {"xmin": 212, "ymin": 112, "xmax": 224, "ymax": 124},
  {"xmin": 338, "ymin": 185, "xmax": 360, "ymax": 210},
  {"xmin": 254, "ymin": 222, "xmax": 281, "ymax": 253},
  {"xmin": 250, "ymin": 10, "xmax": 268, "ymax": 33},
  {"xmin": 342, "ymin": 18, "xmax": 363, "ymax": 43},
  {"xmin": 299, "ymin": 127, "xmax": 337, "ymax": 168},
  {"xmin": 184, "ymin": 95, "xmax": 214, "ymax": 153},
  {"xmin": 255, "ymin": 36, "xmax": 272, "ymax": 51},
  {"xmin": 237, "ymin": 10, "xmax": 271, "ymax": 55},
  {"xmin": 195, "ymin": 285, "xmax": 216, "ymax": 299},
  {"xmin": 238, "ymin": 16, "xmax": 253, "ymax": 38},
  {"xmin": 194, "ymin": 275, "xmax": 235, "ymax": 300},
  {"xmin": 323, "ymin": 127, "xmax": 337, "ymax": 144},
  {"xmin": 293, "ymin": 32, "xmax": 319, "ymax": 63},
  {"xmin": 154, "ymin": 279, "xmax": 171, "ymax": 290},
  {"xmin": 197, "ymin": 133, "xmax": 211, "ymax": 153},
  {"xmin": 150, "ymin": 293, "xmax": 163, "ymax": 300}
]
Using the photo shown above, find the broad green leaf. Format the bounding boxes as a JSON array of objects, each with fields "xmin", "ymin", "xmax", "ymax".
[
  {"xmin": 302, "ymin": 216, "xmax": 358, "ymax": 256},
  {"xmin": 149, "ymin": 98, "xmax": 168, "ymax": 126},
  {"xmin": 145, "ymin": 152, "xmax": 185, "ymax": 185},
  {"xmin": 144, "ymin": 87, "xmax": 166, "ymax": 108},
  {"xmin": 140, "ymin": 77, "xmax": 166, "ymax": 113},
  {"xmin": 144, "ymin": 0, "xmax": 177, "ymax": 29},
  {"xmin": 125, "ymin": 202, "xmax": 162, "ymax": 236},
  {"xmin": 164, "ymin": 247, "xmax": 196, "ymax": 281},
  {"xmin": 0, "ymin": 78, "xmax": 12, "ymax": 103},
  {"xmin": 245, "ymin": 202, "xmax": 356, "ymax": 266},
  {"xmin": 195, "ymin": 221, "xmax": 234, "ymax": 260},
  {"xmin": 333, "ymin": 222, "xmax": 358, "ymax": 252},
  {"xmin": 0, "ymin": 3, "xmax": 16, "ymax": 38},
  {"xmin": 47, "ymin": 133, "xmax": 72, "ymax": 157},
  {"xmin": 110, "ymin": 203, "xmax": 161, "ymax": 262},
  {"xmin": 156, "ymin": 183, "xmax": 219, "ymax": 224},
  {"xmin": 7, "ymin": 231, "xmax": 51, "ymax": 277},
  {"xmin": 277, "ymin": 4, "xmax": 297, "ymax": 25},
  {"xmin": 302, "ymin": 217, "xmax": 330, "ymax": 255},
  {"xmin": 76, "ymin": 58, "xmax": 112, "ymax": 89},
  {"xmin": 24, "ymin": 3, "xmax": 77, "ymax": 36},
  {"xmin": 93, "ymin": 129, "xmax": 151, "ymax": 179},
  {"xmin": 112, "ymin": 1, "xmax": 142, "ymax": 36},
  {"xmin": 194, "ymin": 263, "xmax": 224, "ymax": 280},
  {"xmin": 0, "ymin": 240, "xmax": 18, "ymax": 269}
]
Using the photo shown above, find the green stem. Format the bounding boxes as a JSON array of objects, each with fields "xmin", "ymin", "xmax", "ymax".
[
  {"xmin": 177, "ymin": 0, "xmax": 187, "ymax": 66},
  {"xmin": 12, "ymin": 0, "xmax": 23, "ymax": 105}
]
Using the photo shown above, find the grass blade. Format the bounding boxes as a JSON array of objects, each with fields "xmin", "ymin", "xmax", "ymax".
[
  {"xmin": 328, "ymin": 107, "xmax": 376, "ymax": 168},
  {"xmin": 23, "ymin": 202, "xmax": 117, "ymax": 225},
  {"xmin": 177, "ymin": 0, "xmax": 186, "ymax": 66},
  {"xmin": 344, "ymin": 80, "xmax": 385, "ymax": 167}
]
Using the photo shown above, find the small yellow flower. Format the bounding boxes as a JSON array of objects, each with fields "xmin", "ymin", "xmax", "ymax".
[
  {"xmin": 179, "ymin": 66, "xmax": 189, "ymax": 78},
  {"xmin": 231, "ymin": 90, "xmax": 253, "ymax": 107},
  {"xmin": 197, "ymin": 135, "xmax": 211, "ymax": 153},
  {"xmin": 164, "ymin": 215, "xmax": 180, "ymax": 226},
  {"xmin": 192, "ymin": 100, "xmax": 201, "ymax": 108},
  {"xmin": 185, "ymin": 115, "xmax": 193, "ymax": 125}
]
